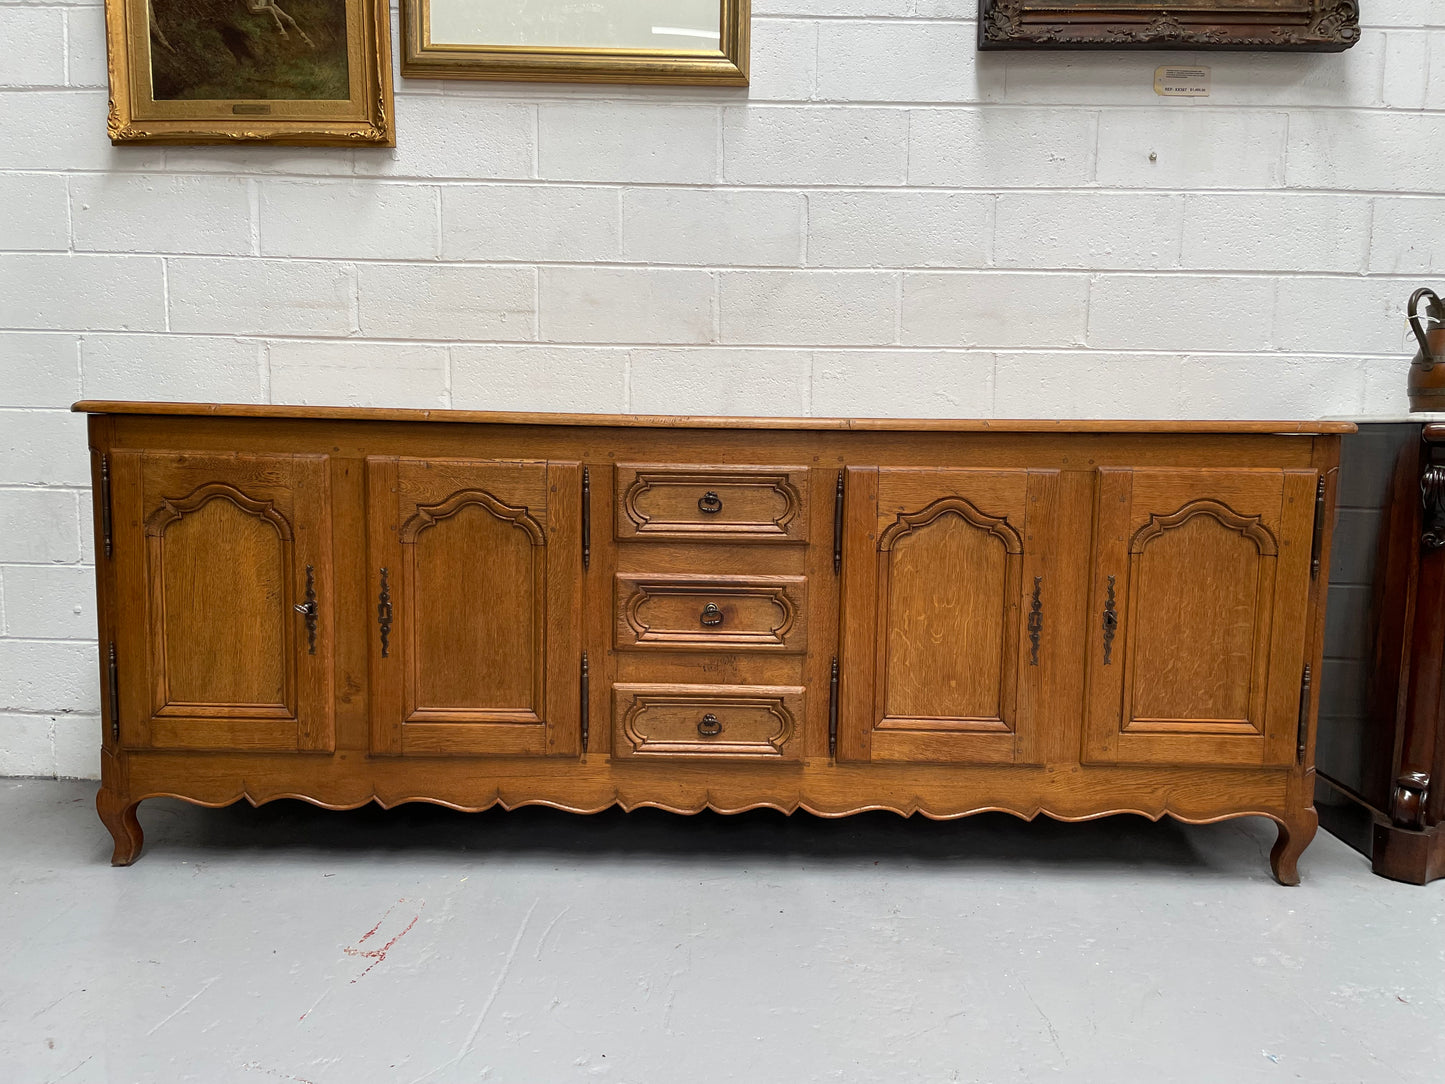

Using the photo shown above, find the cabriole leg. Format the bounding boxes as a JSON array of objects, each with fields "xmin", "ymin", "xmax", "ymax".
[
  {"xmin": 1269, "ymin": 808, "xmax": 1319, "ymax": 886},
  {"xmin": 96, "ymin": 788, "xmax": 144, "ymax": 866}
]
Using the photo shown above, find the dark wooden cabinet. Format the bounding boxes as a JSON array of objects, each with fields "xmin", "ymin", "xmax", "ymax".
[
  {"xmin": 80, "ymin": 403, "xmax": 1346, "ymax": 883},
  {"xmin": 1317, "ymin": 423, "xmax": 1445, "ymax": 883}
]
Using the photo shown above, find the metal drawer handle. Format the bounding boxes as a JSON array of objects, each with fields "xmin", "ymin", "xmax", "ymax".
[
  {"xmin": 697, "ymin": 713, "xmax": 723, "ymax": 737},
  {"xmin": 698, "ymin": 491, "xmax": 723, "ymax": 514},
  {"xmin": 700, "ymin": 602, "xmax": 723, "ymax": 627}
]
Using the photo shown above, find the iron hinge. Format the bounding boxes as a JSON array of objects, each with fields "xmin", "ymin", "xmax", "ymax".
[
  {"xmin": 1310, "ymin": 475, "xmax": 1326, "ymax": 578},
  {"xmin": 100, "ymin": 453, "xmax": 113, "ymax": 559},
  {"xmin": 107, "ymin": 641, "xmax": 119, "ymax": 742},
  {"xmin": 582, "ymin": 467, "xmax": 591, "ymax": 571},
  {"xmin": 1296, "ymin": 664, "xmax": 1312, "ymax": 764},
  {"xmin": 828, "ymin": 656, "xmax": 839, "ymax": 760},
  {"xmin": 833, "ymin": 470, "xmax": 844, "ymax": 575},
  {"xmin": 580, "ymin": 652, "xmax": 590, "ymax": 755}
]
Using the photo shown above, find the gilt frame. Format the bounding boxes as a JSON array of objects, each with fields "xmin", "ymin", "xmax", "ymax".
[
  {"xmin": 977, "ymin": 0, "xmax": 1360, "ymax": 51},
  {"xmin": 400, "ymin": 0, "xmax": 750, "ymax": 85},
  {"xmin": 104, "ymin": 0, "xmax": 394, "ymax": 145}
]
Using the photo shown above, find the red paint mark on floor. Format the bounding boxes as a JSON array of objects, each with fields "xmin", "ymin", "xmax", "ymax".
[
  {"xmin": 343, "ymin": 899, "xmax": 422, "ymax": 983},
  {"xmin": 358, "ymin": 911, "xmax": 388, "ymax": 943}
]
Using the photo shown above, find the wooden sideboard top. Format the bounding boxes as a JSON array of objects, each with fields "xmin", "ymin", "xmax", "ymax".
[{"xmin": 71, "ymin": 400, "xmax": 1357, "ymax": 435}]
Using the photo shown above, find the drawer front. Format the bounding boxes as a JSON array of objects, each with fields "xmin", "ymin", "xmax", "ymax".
[
  {"xmin": 616, "ymin": 574, "xmax": 807, "ymax": 653},
  {"xmin": 613, "ymin": 683, "xmax": 804, "ymax": 761},
  {"xmin": 615, "ymin": 465, "xmax": 809, "ymax": 543}
]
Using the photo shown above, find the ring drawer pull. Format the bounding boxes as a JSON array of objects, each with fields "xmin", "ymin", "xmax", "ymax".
[
  {"xmin": 700, "ymin": 602, "xmax": 724, "ymax": 627},
  {"xmin": 697, "ymin": 713, "xmax": 723, "ymax": 736},
  {"xmin": 698, "ymin": 491, "xmax": 723, "ymax": 514}
]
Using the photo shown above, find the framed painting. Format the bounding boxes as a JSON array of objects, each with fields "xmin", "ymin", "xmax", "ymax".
[
  {"xmin": 105, "ymin": 0, "xmax": 394, "ymax": 144},
  {"xmin": 400, "ymin": 0, "xmax": 749, "ymax": 85},
  {"xmin": 977, "ymin": 0, "xmax": 1360, "ymax": 50}
]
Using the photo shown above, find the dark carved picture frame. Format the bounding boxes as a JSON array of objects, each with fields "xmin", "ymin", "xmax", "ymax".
[{"xmin": 977, "ymin": 0, "xmax": 1360, "ymax": 51}]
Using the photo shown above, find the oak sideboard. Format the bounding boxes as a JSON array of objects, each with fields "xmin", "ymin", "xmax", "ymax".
[{"xmin": 75, "ymin": 402, "xmax": 1350, "ymax": 882}]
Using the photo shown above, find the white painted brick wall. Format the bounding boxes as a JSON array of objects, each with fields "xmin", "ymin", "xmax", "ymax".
[{"xmin": 1, "ymin": 1, "xmax": 1441, "ymax": 777}]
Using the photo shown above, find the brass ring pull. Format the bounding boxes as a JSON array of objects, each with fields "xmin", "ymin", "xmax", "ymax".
[
  {"xmin": 698, "ymin": 491, "xmax": 723, "ymax": 514},
  {"xmin": 700, "ymin": 602, "xmax": 723, "ymax": 627},
  {"xmin": 697, "ymin": 713, "xmax": 723, "ymax": 737}
]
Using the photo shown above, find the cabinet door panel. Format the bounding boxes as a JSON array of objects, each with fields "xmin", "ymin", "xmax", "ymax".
[
  {"xmin": 409, "ymin": 500, "xmax": 542, "ymax": 717},
  {"xmin": 112, "ymin": 451, "xmax": 334, "ymax": 752},
  {"xmin": 840, "ymin": 468, "xmax": 1056, "ymax": 764},
  {"xmin": 368, "ymin": 457, "xmax": 582, "ymax": 757},
  {"xmin": 1084, "ymin": 468, "xmax": 1315, "ymax": 766},
  {"xmin": 158, "ymin": 497, "xmax": 288, "ymax": 710}
]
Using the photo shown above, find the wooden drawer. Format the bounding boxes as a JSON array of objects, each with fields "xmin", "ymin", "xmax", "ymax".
[
  {"xmin": 615, "ymin": 464, "xmax": 809, "ymax": 543},
  {"xmin": 613, "ymin": 683, "xmax": 804, "ymax": 761},
  {"xmin": 616, "ymin": 574, "xmax": 807, "ymax": 653}
]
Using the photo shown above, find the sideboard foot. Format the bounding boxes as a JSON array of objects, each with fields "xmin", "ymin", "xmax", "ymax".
[
  {"xmin": 97, "ymin": 789, "xmax": 143, "ymax": 867},
  {"xmin": 1270, "ymin": 808, "xmax": 1318, "ymax": 886}
]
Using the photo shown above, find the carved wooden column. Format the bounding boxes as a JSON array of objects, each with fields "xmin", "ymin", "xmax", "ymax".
[{"xmin": 1373, "ymin": 433, "xmax": 1445, "ymax": 882}]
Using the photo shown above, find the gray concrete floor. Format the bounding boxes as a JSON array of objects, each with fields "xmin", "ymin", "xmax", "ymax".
[{"xmin": 1, "ymin": 780, "xmax": 1442, "ymax": 1084}]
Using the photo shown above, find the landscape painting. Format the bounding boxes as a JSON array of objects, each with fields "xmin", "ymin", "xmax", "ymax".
[
  {"xmin": 147, "ymin": 0, "xmax": 351, "ymax": 100},
  {"xmin": 104, "ymin": 0, "xmax": 393, "ymax": 143}
]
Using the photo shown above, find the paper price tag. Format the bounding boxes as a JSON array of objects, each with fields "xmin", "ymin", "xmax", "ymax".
[{"xmin": 1154, "ymin": 66, "xmax": 1211, "ymax": 97}]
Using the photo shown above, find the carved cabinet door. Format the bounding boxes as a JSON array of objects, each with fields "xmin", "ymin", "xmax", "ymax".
[
  {"xmin": 110, "ymin": 451, "xmax": 334, "ymax": 752},
  {"xmin": 366, "ymin": 457, "xmax": 583, "ymax": 757},
  {"xmin": 1083, "ymin": 468, "xmax": 1318, "ymax": 767},
  {"xmin": 838, "ymin": 467, "xmax": 1061, "ymax": 764}
]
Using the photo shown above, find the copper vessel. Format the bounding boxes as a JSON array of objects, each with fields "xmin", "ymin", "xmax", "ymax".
[{"xmin": 1408, "ymin": 288, "xmax": 1445, "ymax": 412}]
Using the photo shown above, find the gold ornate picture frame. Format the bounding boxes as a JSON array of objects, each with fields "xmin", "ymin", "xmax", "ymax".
[
  {"xmin": 400, "ymin": 0, "xmax": 749, "ymax": 85},
  {"xmin": 105, "ymin": 0, "xmax": 394, "ymax": 145},
  {"xmin": 978, "ymin": 0, "xmax": 1360, "ymax": 51}
]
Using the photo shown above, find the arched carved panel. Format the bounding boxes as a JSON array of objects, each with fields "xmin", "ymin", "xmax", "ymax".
[
  {"xmin": 404, "ymin": 501, "xmax": 543, "ymax": 716},
  {"xmin": 879, "ymin": 496, "xmax": 1023, "ymax": 554},
  {"xmin": 400, "ymin": 489, "xmax": 544, "ymax": 546},
  {"xmin": 1130, "ymin": 499, "xmax": 1277, "ymax": 556},
  {"xmin": 1125, "ymin": 513, "xmax": 1273, "ymax": 728},
  {"xmin": 151, "ymin": 495, "xmax": 291, "ymax": 712},
  {"xmin": 880, "ymin": 500, "xmax": 1021, "ymax": 727},
  {"xmin": 146, "ymin": 482, "xmax": 293, "ymax": 541}
]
